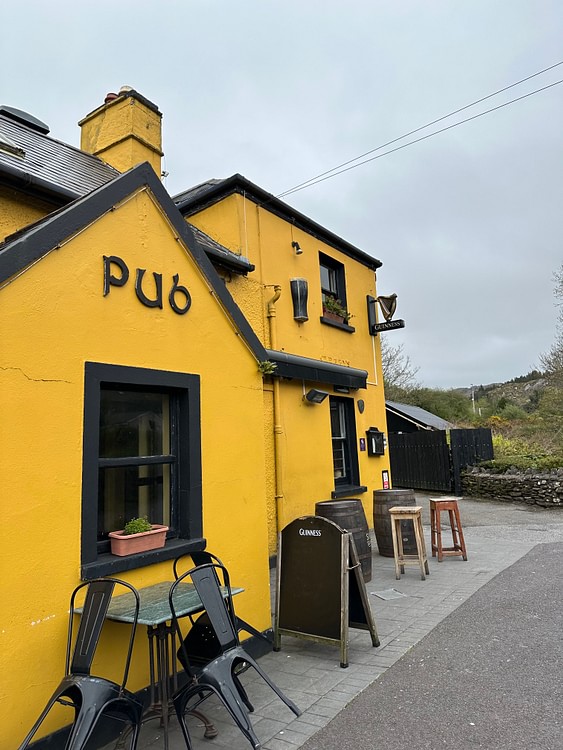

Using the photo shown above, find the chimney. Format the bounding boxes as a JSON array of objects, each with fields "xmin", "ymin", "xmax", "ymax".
[{"xmin": 79, "ymin": 86, "xmax": 163, "ymax": 175}]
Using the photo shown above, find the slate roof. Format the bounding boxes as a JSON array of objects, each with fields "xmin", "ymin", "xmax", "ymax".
[
  {"xmin": 0, "ymin": 108, "xmax": 118, "ymax": 201},
  {"xmin": 189, "ymin": 224, "xmax": 254, "ymax": 274},
  {"xmin": 0, "ymin": 111, "xmax": 252, "ymax": 274},
  {"xmin": 385, "ymin": 400, "xmax": 454, "ymax": 431}
]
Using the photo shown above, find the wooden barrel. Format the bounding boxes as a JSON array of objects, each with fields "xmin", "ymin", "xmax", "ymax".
[
  {"xmin": 373, "ymin": 489, "xmax": 418, "ymax": 557},
  {"xmin": 315, "ymin": 499, "xmax": 372, "ymax": 582}
]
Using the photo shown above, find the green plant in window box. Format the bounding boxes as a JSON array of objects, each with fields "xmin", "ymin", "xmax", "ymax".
[
  {"xmin": 322, "ymin": 296, "xmax": 353, "ymax": 322},
  {"xmin": 123, "ymin": 516, "xmax": 153, "ymax": 535},
  {"xmin": 109, "ymin": 516, "xmax": 169, "ymax": 557}
]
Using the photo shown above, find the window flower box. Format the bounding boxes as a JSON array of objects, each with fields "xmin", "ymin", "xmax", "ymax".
[{"xmin": 109, "ymin": 524, "xmax": 169, "ymax": 556}]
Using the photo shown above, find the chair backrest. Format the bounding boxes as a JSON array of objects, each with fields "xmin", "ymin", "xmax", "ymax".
[
  {"xmin": 170, "ymin": 563, "xmax": 239, "ymax": 671},
  {"xmin": 173, "ymin": 550, "xmax": 223, "ymax": 580},
  {"xmin": 68, "ymin": 577, "xmax": 140, "ymax": 689}
]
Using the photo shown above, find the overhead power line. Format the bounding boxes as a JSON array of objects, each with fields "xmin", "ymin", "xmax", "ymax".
[{"xmin": 276, "ymin": 61, "xmax": 563, "ymax": 200}]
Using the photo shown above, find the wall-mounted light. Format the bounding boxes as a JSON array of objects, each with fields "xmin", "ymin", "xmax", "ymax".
[
  {"xmin": 291, "ymin": 241, "xmax": 303, "ymax": 255},
  {"xmin": 304, "ymin": 388, "xmax": 329, "ymax": 404}
]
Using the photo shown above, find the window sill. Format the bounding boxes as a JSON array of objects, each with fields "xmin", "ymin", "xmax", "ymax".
[
  {"xmin": 320, "ymin": 316, "xmax": 355, "ymax": 333},
  {"xmin": 331, "ymin": 485, "xmax": 368, "ymax": 499},
  {"xmin": 81, "ymin": 537, "xmax": 206, "ymax": 580}
]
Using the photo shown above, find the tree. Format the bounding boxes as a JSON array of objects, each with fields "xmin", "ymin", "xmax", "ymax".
[
  {"xmin": 540, "ymin": 265, "xmax": 563, "ymax": 386},
  {"xmin": 379, "ymin": 339, "xmax": 420, "ymax": 401}
]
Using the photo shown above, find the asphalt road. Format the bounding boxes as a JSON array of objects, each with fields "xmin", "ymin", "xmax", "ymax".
[{"xmin": 300, "ymin": 540, "xmax": 563, "ymax": 750}]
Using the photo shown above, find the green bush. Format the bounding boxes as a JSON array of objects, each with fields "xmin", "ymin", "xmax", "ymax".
[
  {"xmin": 123, "ymin": 516, "xmax": 153, "ymax": 535},
  {"xmin": 478, "ymin": 455, "xmax": 563, "ymax": 473}
]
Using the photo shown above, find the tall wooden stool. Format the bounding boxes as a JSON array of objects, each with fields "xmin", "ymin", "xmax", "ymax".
[
  {"xmin": 389, "ymin": 506, "xmax": 429, "ymax": 581},
  {"xmin": 429, "ymin": 497, "xmax": 468, "ymax": 562}
]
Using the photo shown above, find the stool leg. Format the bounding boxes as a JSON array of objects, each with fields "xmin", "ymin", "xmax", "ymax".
[
  {"xmin": 390, "ymin": 517, "xmax": 401, "ymax": 580},
  {"xmin": 454, "ymin": 505, "xmax": 468, "ymax": 560},
  {"xmin": 430, "ymin": 505, "xmax": 437, "ymax": 557},
  {"xmin": 435, "ymin": 508, "xmax": 443, "ymax": 562},
  {"xmin": 412, "ymin": 516, "xmax": 427, "ymax": 580},
  {"xmin": 397, "ymin": 521, "xmax": 405, "ymax": 575},
  {"xmin": 448, "ymin": 509, "xmax": 460, "ymax": 550},
  {"xmin": 418, "ymin": 516, "xmax": 430, "ymax": 576}
]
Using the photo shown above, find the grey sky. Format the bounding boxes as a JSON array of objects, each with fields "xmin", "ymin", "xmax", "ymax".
[{"xmin": 2, "ymin": 1, "xmax": 562, "ymax": 388}]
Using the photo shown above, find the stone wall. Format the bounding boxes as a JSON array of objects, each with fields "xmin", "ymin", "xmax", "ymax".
[{"xmin": 461, "ymin": 468, "xmax": 563, "ymax": 507}]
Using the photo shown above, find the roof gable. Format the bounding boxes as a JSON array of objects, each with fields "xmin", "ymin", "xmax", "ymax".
[{"xmin": 0, "ymin": 162, "xmax": 268, "ymax": 362}]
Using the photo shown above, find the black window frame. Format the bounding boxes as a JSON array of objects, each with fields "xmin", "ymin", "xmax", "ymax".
[
  {"xmin": 319, "ymin": 252, "xmax": 355, "ymax": 332},
  {"xmin": 329, "ymin": 395, "xmax": 367, "ymax": 499},
  {"xmin": 81, "ymin": 362, "xmax": 205, "ymax": 579}
]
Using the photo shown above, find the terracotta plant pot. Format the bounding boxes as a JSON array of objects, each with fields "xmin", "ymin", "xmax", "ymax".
[
  {"xmin": 109, "ymin": 524, "xmax": 169, "ymax": 556},
  {"xmin": 322, "ymin": 309, "xmax": 346, "ymax": 324}
]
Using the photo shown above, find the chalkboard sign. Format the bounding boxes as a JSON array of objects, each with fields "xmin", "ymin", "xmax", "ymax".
[{"xmin": 274, "ymin": 515, "xmax": 379, "ymax": 667}]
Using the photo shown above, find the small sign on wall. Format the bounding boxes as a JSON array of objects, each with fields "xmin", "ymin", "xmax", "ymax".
[{"xmin": 382, "ymin": 470, "xmax": 390, "ymax": 490}]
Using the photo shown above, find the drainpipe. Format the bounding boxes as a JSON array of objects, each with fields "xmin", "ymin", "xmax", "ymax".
[{"xmin": 267, "ymin": 285, "xmax": 283, "ymax": 532}]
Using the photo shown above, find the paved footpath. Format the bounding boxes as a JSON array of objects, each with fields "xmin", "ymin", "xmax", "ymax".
[{"xmin": 138, "ymin": 496, "xmax": 563, "ymax": 750}]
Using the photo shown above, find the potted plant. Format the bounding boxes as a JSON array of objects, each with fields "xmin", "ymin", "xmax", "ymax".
[
  {"xmin": 322, "ymin": 296, "xmax": 353, "ymax": 323},
  {"xmin": 109, "ymin": 516, "xmax": 169, "ymax": 556}
]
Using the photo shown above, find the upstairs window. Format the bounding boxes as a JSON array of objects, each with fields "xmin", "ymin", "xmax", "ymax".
[{"xmin": 319, "ymin": 253, "xmax": 354, "ymax": 330}]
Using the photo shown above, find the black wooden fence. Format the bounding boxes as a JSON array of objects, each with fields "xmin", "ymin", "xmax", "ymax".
[{"xmin": 388, "ymin": 428, "xmax": 493, "ymax": 494}]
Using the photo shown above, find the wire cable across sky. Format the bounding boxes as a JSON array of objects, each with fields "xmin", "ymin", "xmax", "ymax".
[{"xmin": 276, "ymin": 61, "xmax": 563, "ymax": 200}]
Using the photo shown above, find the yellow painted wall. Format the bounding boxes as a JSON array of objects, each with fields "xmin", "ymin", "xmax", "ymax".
[
  {"xmin": 0, "ymin": 186, "xmax": 56, "ymax": 242},
  {"xmin": 79, "ymin": 94, "xmax": 163, "ymax": 175},
  {"xmin": 0, "ymin": 188, "xmax": 270, "ymax": 745},
  {"xmin": 188, "ymin": 195, "xmax": 391, "ymax": 549}
]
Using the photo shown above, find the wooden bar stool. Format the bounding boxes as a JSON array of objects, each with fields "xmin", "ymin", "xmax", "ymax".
[
  {"xmin": 389, "ymin": 506, "xmax": 429, "ymax": 581},
  {"xmin": 429, "ymin": 497, "xmax": 468, "ymax": 562}
]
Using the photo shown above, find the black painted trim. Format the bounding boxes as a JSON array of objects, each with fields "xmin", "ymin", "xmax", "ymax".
[
  {"xmin": 319, "ymin": 315, "xmax": 356, "ymax": 333},
  {"xmin": 81, "ymin": 362, "xmax": 203, "ymax": 580},
  {"xmin": 265, "ymin": 349, "xmax": 367, "ymax": 389},
  {"xmin": 0, "ymin": 163, "xmax": 269, "ymax": 364},
  {"xmin": 174, "ymin": 174, "xmax": 382, "ymax": 271},
  {"xmin": 331, "ymin": 485, "xmax": 368, "ymax": 499}
]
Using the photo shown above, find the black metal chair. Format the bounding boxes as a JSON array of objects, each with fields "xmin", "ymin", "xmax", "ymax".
[
  {"xmin": 18, "ymin": 578, "xmax": 143, "ymax": 750},
  {"xmin": 173, "ymin": 550, "xmax": 272, "ymax": 646},
  {"xmin": 169, "ymin": 562, "xmax": 301, "ymax": 750}
]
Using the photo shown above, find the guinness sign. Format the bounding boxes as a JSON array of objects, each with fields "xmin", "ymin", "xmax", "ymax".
[{"xmin": 372, "ymin": 318, "xmax": 405, "ymax": 333}]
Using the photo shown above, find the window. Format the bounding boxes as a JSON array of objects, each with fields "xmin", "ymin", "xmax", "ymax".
[
  {"xmin": 319, "ymin": 253, "xmax": 354, "ymax": 330},
  {"xmin": 81, "ymin": 363, "xmax": 203, "ymax": 579},
  {"xmin": 329, "ymin": 396, "xmax": 366, "ymax": 498},
  {"xmin": 98, "ymin": 388, "xmax": 172, "ymax": 543}
]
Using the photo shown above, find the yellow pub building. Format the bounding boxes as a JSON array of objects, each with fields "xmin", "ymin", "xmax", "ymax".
[{"xmin": 0, "ymin": 88, "xmax": 392, "ymax": 746}]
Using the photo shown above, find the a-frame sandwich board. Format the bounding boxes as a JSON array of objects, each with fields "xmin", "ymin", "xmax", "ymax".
[{"xmin": 274, "ymin": 515, "xmax": 379, "ymax": 668}]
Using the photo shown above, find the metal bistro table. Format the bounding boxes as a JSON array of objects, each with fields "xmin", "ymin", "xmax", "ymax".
[{"xmin": 103, "ymin": 580, "xmax": 243, "ymax": 749}]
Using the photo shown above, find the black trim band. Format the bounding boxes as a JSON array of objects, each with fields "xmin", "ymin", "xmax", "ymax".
[{"xmin": 266, "ymin": 349, "xmax": 367, "ymax": 389}]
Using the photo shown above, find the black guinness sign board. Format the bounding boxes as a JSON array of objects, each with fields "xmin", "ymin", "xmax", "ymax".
[{"xmin": 274, "ymin": 515, "xmax": 379, "ymax": 668}]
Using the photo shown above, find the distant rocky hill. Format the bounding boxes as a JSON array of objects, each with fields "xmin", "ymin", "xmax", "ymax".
[{"xmin": 455, "ymin": 376, "xmax": 547, "ymax": 411}]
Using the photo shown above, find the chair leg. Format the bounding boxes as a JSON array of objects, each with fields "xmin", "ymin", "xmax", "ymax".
[
  {"xmin": 17, "ymin": 692, "xmax": 62, "ymax": 749},
  {"xmin": 175, "ymin": 680, "xmax": 260, "ymax": 750},
  {"xmin": 234, "ymin": 653, "xmax": 301, "ymax": 718}
]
